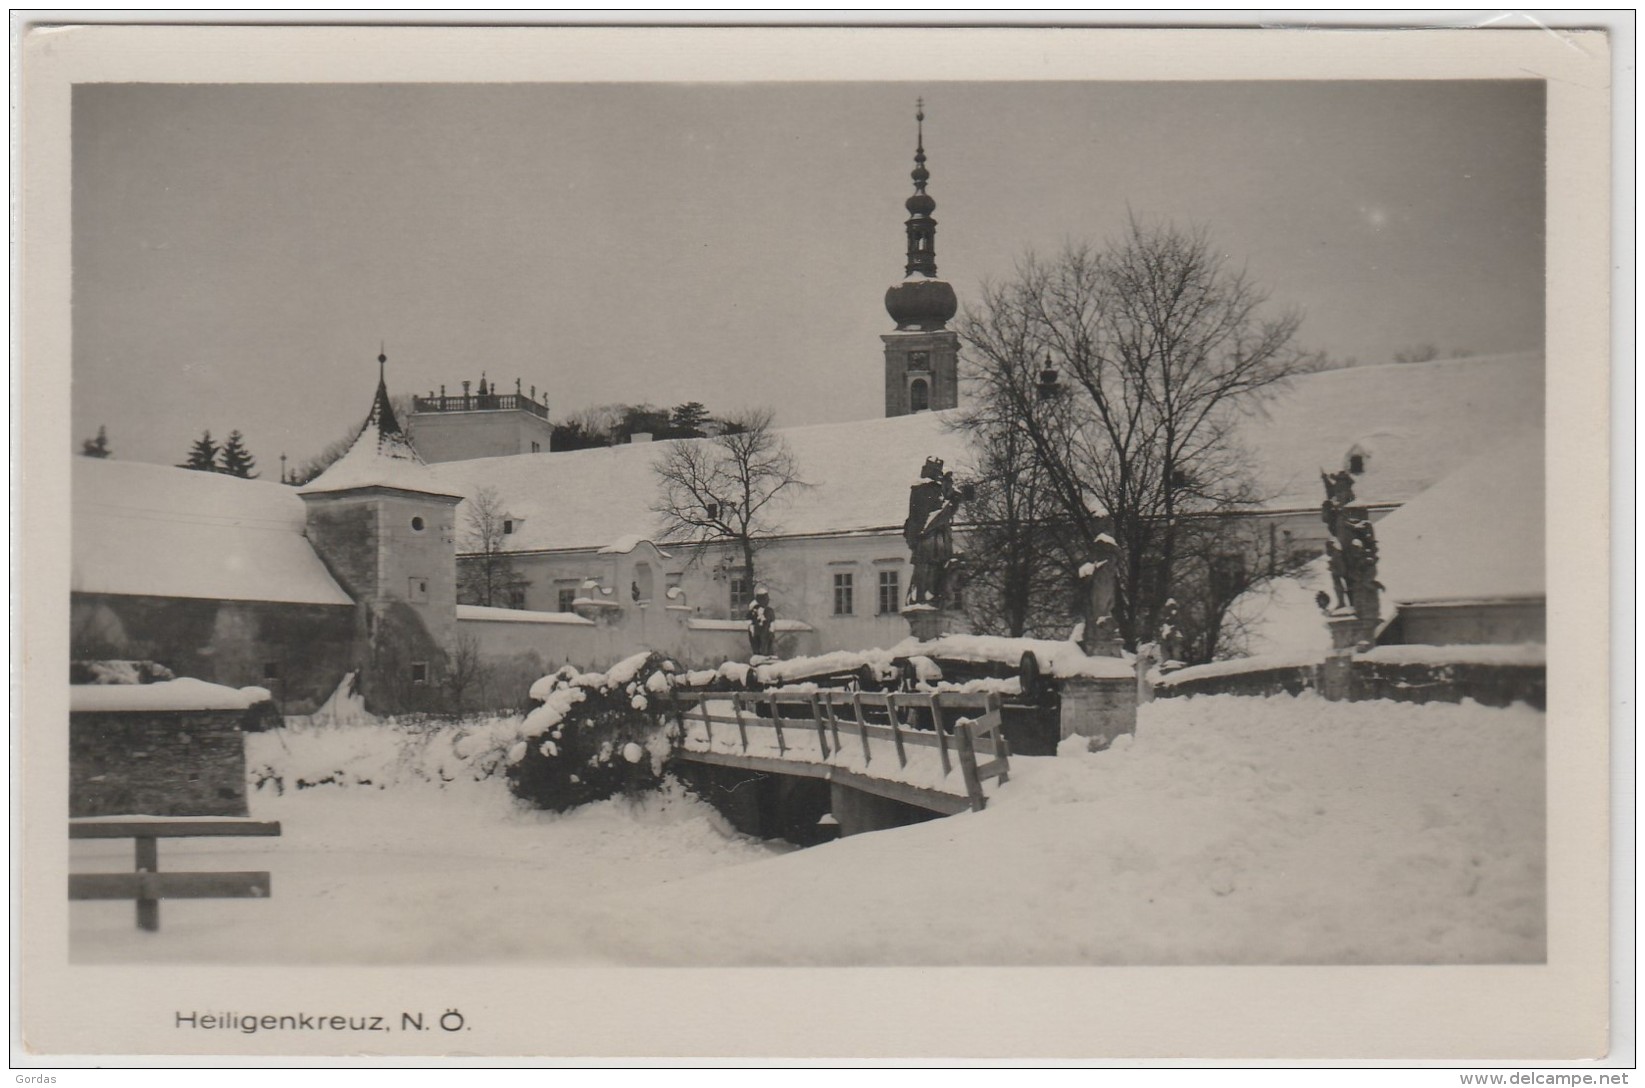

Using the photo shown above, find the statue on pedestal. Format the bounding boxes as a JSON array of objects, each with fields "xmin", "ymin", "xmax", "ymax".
[
  {"xmin": 1078, "ymin": 532, "xmax": 1122, "ymax": 655},
  {"xmin": 1157, "ymin": 598, "xmax": 1185, "ymax": 666},
  {"xmin": 746, "ymin": 586, "xmax": 776, "ymax": 659},
  {"xmin": 1319, "ymin": 468, "xmax": 1383, "ymax": 625},
  {"xmin": 904, "ymin": 456, "xmax": 972, "ymax": 609}
]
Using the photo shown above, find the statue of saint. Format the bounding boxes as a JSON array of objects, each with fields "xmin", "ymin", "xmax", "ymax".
[
  {"xmin": 904, "ymin": 457, "xmax": 971, "ymax": 608},
  {"xmin": 746, "ymin": 586, "xmax": 776, "ymax": 659},
  {"xmin": 1079, "ymin": 532, "xmax": 1120, "ymax": 651}
]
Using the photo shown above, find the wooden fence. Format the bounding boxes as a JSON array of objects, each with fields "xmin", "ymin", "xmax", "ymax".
[
  {"xmin": 669, "ymin": 689, "xmax": 1011, "ymax": 811},
  {"xmin": 69, "ymin": 818, "xmax": 282, "ymax": 931}
]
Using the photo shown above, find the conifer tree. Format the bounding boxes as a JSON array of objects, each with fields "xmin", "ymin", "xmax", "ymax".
[
  {"xmin": 80, "ymin": 425, "xmax": 112, "ymax": 459},
  {"xmin": 179, "ymin": 431, "xmax": 219, "ymax": 472},
  {"xmin": 218, "ymin": 430, "xmax": 258, "ymax": 478}
]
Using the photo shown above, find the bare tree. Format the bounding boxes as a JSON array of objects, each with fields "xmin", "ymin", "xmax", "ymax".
[
  {"xmin": 457, "ymin": 486, "xmax": 527, "ymax": 608},
  {"xmin": 651, "ymin": 407, "xmax": 807, "ymax": 591},
  {"xmin": 957, "ymin": 217, "xmax": 1319, "ymax": 658}
]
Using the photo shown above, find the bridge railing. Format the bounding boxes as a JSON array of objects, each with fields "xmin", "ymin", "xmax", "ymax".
[{"xmin": 669, "ymin": 689, "xmax": 1010, "ymax": 811}]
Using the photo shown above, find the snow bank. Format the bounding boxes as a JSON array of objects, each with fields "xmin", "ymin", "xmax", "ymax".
[
  {"xmin": 1158, "ymin": 651, "xmax": 1324, "ymax": 687},
  {"xmin": 890, "ymin": 633, "xmax": 1133, "ymax": 680},
  {"xmin": 456, "ymin": 604, "xmax": 594, "ymax": 626},
  {"xmin": 586, "ymin": 693, "xmax": 1545, "ymax": 965},
  {"xmin": 247, "ymin": 715, "xmax": 528, "ymax": 792},
  {"xmin": 70, "ymin": 678, "xmax": 270, "ymax": 713}
]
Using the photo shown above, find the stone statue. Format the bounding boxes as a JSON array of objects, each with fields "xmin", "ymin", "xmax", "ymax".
[
  {"xmin": 746, "ymin": 586, "xmax": 776, "ymax": 659},
  {"xmin": 1079, "ymin": 532, "xmax": 1120, "ymax": 653},
  {"xmin": 1320, "ymin": 469, "xmax": 1381, "ymax": 622},
  {"xmin": 1157, "ymin": 598, "xmax": 1185, "ymax": 665},
  {"xmin": 904, "ymin": 457, "xmax": 971, "ymax": 608}
]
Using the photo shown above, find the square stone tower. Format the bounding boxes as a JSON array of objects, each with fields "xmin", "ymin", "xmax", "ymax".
[{"xmin": 300, "ymin": 356, "xmax": 464, "ymax": 712}]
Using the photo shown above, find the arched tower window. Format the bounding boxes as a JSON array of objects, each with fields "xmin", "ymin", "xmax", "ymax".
[{"xmin": 909, "ymin": 378, "xmax": 930, "ymax": 413}]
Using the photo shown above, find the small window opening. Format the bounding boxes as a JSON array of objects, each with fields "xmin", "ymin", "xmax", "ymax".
[
  {"xmin": 909, "ymin": 378, "xmax": 930, "ymax": 413},
  {"xmin": 411, "ymin": 662, "xmax": 429, "ymax": 685},
  {"xmin": 410, "ymin": 516, "xmax": 425, "ymax": 532},
  {"xmin": 503, "ymin": 519, "xmax": 514, "ymax": 534},
  {"xmin": 262, "ymin": 661, "xmax": 280, "ymax": 680},
  {"xmin": 1348, "ymin": 453, "xmax": 1366, "ymax": 475}
]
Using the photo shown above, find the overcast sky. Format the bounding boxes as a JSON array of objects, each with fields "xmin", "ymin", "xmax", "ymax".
[{"xmin": 72, "ymin": 80, "xmax": 1544, "ymax": 469}]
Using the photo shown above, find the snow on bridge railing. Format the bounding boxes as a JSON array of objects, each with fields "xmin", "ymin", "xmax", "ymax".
[{"xmin": 667, "ymin": 688, "xmax": 1010, "ymax": 812}]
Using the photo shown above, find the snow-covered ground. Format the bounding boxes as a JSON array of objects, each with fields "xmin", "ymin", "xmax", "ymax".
[{"xmin": 70, "ymin": 692, "xmax": 1543, "ymax": 965}]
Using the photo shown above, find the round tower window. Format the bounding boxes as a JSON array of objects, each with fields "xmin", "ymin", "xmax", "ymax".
[{"xmin": 411, "ymin": 516, "xmax": 425, "ymax": 532}]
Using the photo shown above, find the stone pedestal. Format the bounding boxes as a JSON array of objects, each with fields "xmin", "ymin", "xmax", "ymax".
[
  {"xmin": 904, "ymin": 606, "xmax": 967, "ymax": 643},
  {"xmin": 1328, "ymin": 615, "xmax": 1378, "ymax": 652},
  {"xmin": 1059, "ymin": 677, "xmax": 1138, "ymax": 752}
]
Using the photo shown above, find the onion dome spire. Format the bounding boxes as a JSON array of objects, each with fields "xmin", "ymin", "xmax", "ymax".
[
  {"xmin": 903, "ymin": 98, "xmax": 939, "ymax": 277},
  {"xmin": 884, "ymin": 99, "xmax": 957, "ymax": 331}
]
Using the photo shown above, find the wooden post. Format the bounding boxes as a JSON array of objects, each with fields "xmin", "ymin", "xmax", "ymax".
[
  {"xmin": 768, "ymin": 694, "xmax": 786, "ymax": 755},
  {"xmin": 134, "ymin": 835, "xmax": 159, "ymax": 932},
  {"xmin": 851, "ymin": 693, "xmax": 871, "ymax": 765},
  {"xmin": 930, "ymin": 694, "xmax": 952, "ymax": 776},
  {"xmin": 824, "ymin": 695, "xmax": 843, "ymax": 755},
  {"xmin": 886, "ymin": 694, "xmax": 908, "ymax": 768},
  {"xmin": 808, "ymin": 693, "xmax": 829, "ymax": 758},
  {"xmin": 697, "ymin": 696, "xmax": 714, "ymax": 747},
  {"xmin": 954, "ymin": 721, "xmax": 988, "ymax": 812},
  {"xmin": 732, "ymin": 695, "xmax": 749, "ymax": 752}
]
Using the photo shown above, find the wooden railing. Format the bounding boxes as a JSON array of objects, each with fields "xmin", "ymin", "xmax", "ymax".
[
  {"xmin": 69, "ymin": 818, "xmax": 282, "ymax": 931},
  {"xmin": 669, "ymin": 689, "xmax": 1010, "ymax": 811}
]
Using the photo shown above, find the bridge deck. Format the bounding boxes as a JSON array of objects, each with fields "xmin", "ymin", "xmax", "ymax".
[{"xmin": 669, "ymin": 690, "xmax": 1011, "ymax": 814}]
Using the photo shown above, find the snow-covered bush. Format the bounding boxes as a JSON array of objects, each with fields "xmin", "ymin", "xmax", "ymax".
[{"xmin": 506, "ymin": 652, "xmax": 678, "ymax": 812}]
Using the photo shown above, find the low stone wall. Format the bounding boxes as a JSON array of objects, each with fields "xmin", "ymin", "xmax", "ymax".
[
  {"xmin": 69, "ymin": 708, "xmax": 251, "ymax": 817},
  {"xmin": 1157, "ymin": 653, "xmax": 1544, "ymax": 710}
]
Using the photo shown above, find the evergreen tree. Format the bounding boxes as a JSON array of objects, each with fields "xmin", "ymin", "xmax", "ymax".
[
  {"xmin": 80, "ymin": 425, "xmax": 112, "ymax": 459},
  {"xmin": 179, "ymin": 431, "xmax": 219, "ymax": 472},
  {"xmin": 668, "ymin": 401, "xmax": 712, "ymax": 438},
  {"xmin": 218, "ymin": 430, "xmax": 258, "ymax": 478}
]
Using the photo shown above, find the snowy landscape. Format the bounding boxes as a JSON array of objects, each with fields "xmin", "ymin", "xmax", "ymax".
[{"xmin": 70, "ymin": 689, "xmax": 1544, "ymax": 966}]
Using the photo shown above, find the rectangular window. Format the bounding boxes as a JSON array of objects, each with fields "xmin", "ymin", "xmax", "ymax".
[
  {"xmin": 410, "ymin": 662, "xmax": 428, "ymax": 685},
  {"xmin": 508, "ymin": 586, "xmax": 527, "ymax": 609},
  {"xmin": 262, "ymin": 661, "xmax": 280, "ymax": 680},
  {"xmin": 1211, "ymin": 553, "xmax": 1247, "ymax": 600},
  {"xmin": 408, "ymin": 576, "xmax": 430, "ymax": 603},
  {"xmin": 877, "ymin": 569, "xmax": 900, "ymax": 615},
  {"xmin": 557, "ymin": 587, "xmax": 577, "ymax": 612},
  {"xmin": 833, "ymin": 572, "xmax": 855, "ymax": 616},
  {"xmin": 503, "ymin": 519, "xmax": 514, "ymax": 535},
  {"xmin": 729, "ymin": 572, "xmax": 753, "ymax": 612},
  {"xmin": 530, "ymin": 441, "xmax": 541, "ymax": 453}
]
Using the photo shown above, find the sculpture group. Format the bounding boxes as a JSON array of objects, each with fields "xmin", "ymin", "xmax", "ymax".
[
  {"xmin": 903, "ymin": 456, "xmax": 972, "ymax": 609},
  {"xmin": 1320, "ymin": 469, "xmax": 1382, "ymax": 622}
]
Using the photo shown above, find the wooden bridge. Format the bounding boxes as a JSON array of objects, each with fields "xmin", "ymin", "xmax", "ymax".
[{"xmin": 668, "ymin": 689, "xmax": 1011, "ymax": 834}]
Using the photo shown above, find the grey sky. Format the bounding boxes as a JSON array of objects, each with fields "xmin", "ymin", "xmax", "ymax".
[{"xmin": 72, "ymin": 80, "xmax": 1544, "ymax": 468}]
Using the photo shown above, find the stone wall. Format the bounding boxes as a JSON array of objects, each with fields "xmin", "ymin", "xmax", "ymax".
[
  {"xmin": 69, "ymin": 594, "xmax": 357, "ymax": 715},
  {"xmin": 1156, "ymin": 658, "xmax": 1544, "ymax": 710},
  {"xmin": 69, "ymin": 708, "xmax": 252, "ymax": 817}
]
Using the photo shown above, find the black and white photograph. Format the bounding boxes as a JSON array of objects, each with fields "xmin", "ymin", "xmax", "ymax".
[{"xmin": 16, "ymin": 22, "xmax": 1617, "ymax": 1064}]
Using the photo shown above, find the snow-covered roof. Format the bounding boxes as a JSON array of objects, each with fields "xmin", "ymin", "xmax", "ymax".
[
  {"xmin": 1228, "ymin": 420, "xmax": 1544, "ymax": 659},
  {"xmin": 70, "ymin": 677, "xmax": 271, "ymax": 713},
  {"xmin": 456, "ymin": 604, "xmax": 595, "ymax": 626},
  {"xmin": 73, "ymin": 459, "xmax": 353, "ymax": 606},
  {"xmin": 1373, "ymin": 423, "xmax": 1545, "ymax": 605},
  {"xmin": 1237, "ymin": 352, "xmax": 1543, "ymax": 510},
  {"xmin": 300, "ymin": 374, "xmax": 463, "ymax": 499},
  {"xmin": 425, "ymin": 410, "xmax": 972, "ymax": 554},
  {"xmin": 426, "ymin": 354, "xmax": 1541, "ymax": 556}
]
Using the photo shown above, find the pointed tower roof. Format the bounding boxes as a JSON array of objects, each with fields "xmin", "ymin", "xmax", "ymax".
[
  {"xmin": 299, "ymin": 351, "xmax": 463, "ymax": 499},
  {"xmin": 885, "ymin": 99, "xmax": 958, "ymax": 332}
]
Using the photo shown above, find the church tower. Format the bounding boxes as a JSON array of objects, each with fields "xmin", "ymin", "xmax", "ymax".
[{"xmin": 882, "ymin": 100, "xmax": 960, "ymax": 417}]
